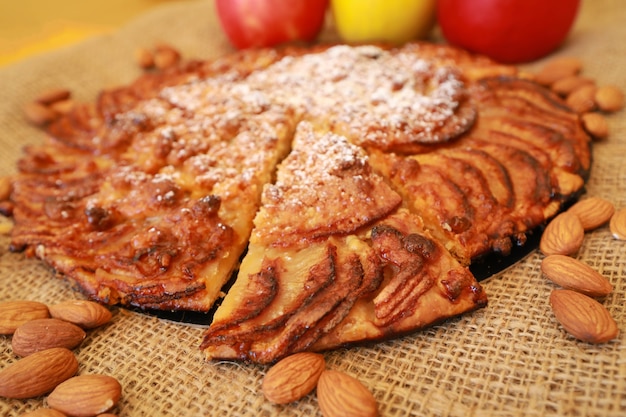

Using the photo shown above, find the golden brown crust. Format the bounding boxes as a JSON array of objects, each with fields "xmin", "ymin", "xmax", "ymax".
[
  {"xmin": 200, "ymin": 122, "xmax": 485, "ymax": 362},
  {"xmin": 252, "ymin": 122, "xmax": 402, "ymax": 248},
  {"xmin": 7, "ymin": 42, "xmax": 591, "ymax": 362}
]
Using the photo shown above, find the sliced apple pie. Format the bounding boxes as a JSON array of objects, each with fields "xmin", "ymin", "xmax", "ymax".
[{"xmin": 5, "ymin": 42, "xmax": 591, "ymax": 362}]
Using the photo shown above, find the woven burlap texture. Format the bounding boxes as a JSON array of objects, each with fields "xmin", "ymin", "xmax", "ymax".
[{"xmin": 1, "ymin": 1, "xmax": 625, "ymax": 416}]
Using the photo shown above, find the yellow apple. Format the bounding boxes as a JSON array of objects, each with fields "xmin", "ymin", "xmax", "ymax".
[{"xmin": 331, "ymin": 0, "xmax": 437, "ymax": 44}]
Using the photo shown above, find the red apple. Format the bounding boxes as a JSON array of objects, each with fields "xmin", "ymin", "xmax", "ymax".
[
  {"xmin": 215, "ymin": 0, "xmax": 329, "ymax": 49},
  {"xmin": 437, "ymin": 0, "xmax": 581, "ymax": 63}
]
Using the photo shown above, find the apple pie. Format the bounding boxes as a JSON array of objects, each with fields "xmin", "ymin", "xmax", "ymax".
[{"xmin": 5, "ymin": 42, "xmax": 591, "ymax": 363}]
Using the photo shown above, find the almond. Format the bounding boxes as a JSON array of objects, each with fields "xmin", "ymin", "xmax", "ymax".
[
  {"xmin": 549, "ymin": 289, "xmax": 619, "ymax": 343},
  {"xmin": 551, "ymin": 75, "xmax": 594, "ymax": 96},
  {"xmin": 535, "ymin": 57, "xmax": 583, "ymax": 86},
  {"xmin": 0, "ymin": 176, "xmax": 11, "ymax": 201},
  {"xmin": 566, "ymin": 84, "xmax": 597, "ymax": 114},
  {"xmin": 153, "ymin": 44, "xmax": 181, "ymax": 70},
  {"xmin": 580, "ymin": 112, "xmax": 609, "ymax": 140},
  {"xmin": 12, "ymin": 318, "xmax": 86, "ymax": 357},
  {"xmin": 49, "ymin": 300, "xmax": 112, "ymax": 329},
  {"xmin": 34, "ymin": 88, "xmax": 71, "ymax": 106},
  {"xmin": 539, "ymin": 211, "xmax": 585, "ymax": 256},
  {"xmin": 317, "ymin": 370, "xmax": 378, "ymax": 417},
  {"xmin": 20, "ymin": 408, "xmax": 67, "ymax": 417},
  {"xmin": 0, "ymin": 300, "xmax": 50, "ymax": 334},
  {"xmin": 535, "ymin": 57, "xmax": 582, "ymax": 86},
  {"xmin": 0, "ymin": 347, "xmax": 78, "ymax": 399},
  {"xmin": 49, "ymin": 99, "xmax": 76, "ymax": 115},
  {"xmin": 567, "ymin": 196, "xmax": 615, "ymax": 230},
  {"xmin": 262, "ymin": 352, "xmax": 325, "ymax": 404},
  {"xmin": 594, "ymin": 85, "xmax": 624, "ymax": 112},
  {"xmin": 23, "ymin": 101, "xmax": 58, "ymax": 126},
  {"xmin": 609, "ymin": 207, "xmax": 626, "ymax": 240},
  {"xmin": 541, "ymin": 255, "xmax": 612, "ymax": 297},
  {"xmin": 47, "ymin": 374, "xmax": 122, "ymax": 417},
  {"xmin": 134, "ymin": 47, "xmax": 154, "ymax": 69}
]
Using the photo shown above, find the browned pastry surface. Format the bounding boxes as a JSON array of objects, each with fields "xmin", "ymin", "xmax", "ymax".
[
  {"xmin": 5, "ymin": 42, "xmax": 591, "ymax": 362},
  {"xmin": 201, "ymin": 123, "xmax": 487, "ymax": 363}
]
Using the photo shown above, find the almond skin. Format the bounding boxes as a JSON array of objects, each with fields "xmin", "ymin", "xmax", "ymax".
[
  {"xmin": 594, "ymin": 85, "xmax": 624, "ymax": 112},
  {"xmin": 0, "ymin": 347, "xmax": 78, "ymax": 399},
  {"xmin": 566, "ymin": 84, "xmax": 597, "ymax": 114},
  {"xmin": 47, "ymin": 374, "xmax": 122, "ymax": 417},
  {"xmin": 23, "ymin": 101, "xmax": 58, "ymax": 126},
  {"xmin": 34, "ymin": 88, "xmax": 71, "ymax": 105},
  {"xmin": 12, "ymin": 318, "xmax": 86, "ymax": 357},
  {"xmin": 0, "ymin": 176, "xmax": 11, "ymax": 201},
  {"xmin": 48, "ymin": 300, "xmax": 112, "ymax": 329},
  {"xmin": 134, "ymin": 47, "xmax": 155, "ymax": 69},
  {"xmin": 153, "ymin": 44, "xmax": 181, "ymax": 70},
  {"xmin": 541, "ymin": 255, "xmax": 612, "ymax": 297},
  {"xmin": 317, "ymin": 370, "xmax": 378, "ymax": 417},
  {"xmin": 262, "ymin": 352, "xmax": 326, "ymax": 404},
  {"xmin": 49, "ymin": 99, "xmax": 75, "ymax": 115},
  {"xmin": 610, "ymin": 207, "xmax": 626, "ymax": 240},
  {"xmin": 581, "ymin": 112, "xmax": 609, "ymax": 141},
  {"xmin": 567, "ymin": 196, "xmax": 615, "ymax": 231},
  {"xmin": 551, "ymin": 75, "xmax": 594, "ymax": 96},
  {"xmin": 550, "ymin": 289, "xmax": 619, "ymax": 344},
  {"xmin": 535, "ymin": 57, "xmax": 583, "ymax": 86},
  {"xmin": 0, "ymin": 300, "xmax": 50, "ymax": 334},
  {"xmin": 539, "ymin": 212, "xmax": 585, "ymax": 256},
  {"xmin": 19, "ymin": 408, "xmax": 67, "ymax": 417}
]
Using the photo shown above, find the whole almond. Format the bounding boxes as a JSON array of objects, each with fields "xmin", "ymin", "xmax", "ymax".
[
  {"xmin": 12, "ymin": 318, "xmax": 86, "ymax": 357},
  {"xmin": 34, "ymin": 88, "xmax": 71, "ymax": 105},
  {"xmin": 49, "ymin": 99, "xmax": 76, "ymax": 115},
  {"xmin": 49, "ymin": 300, "xmax": 112, "ymax": 329},
  {"xmin": 262, "ymin": 352, "xmax": 325, "ymax": 404},
  {"xmin": 580, "ymin": 112, "xmax": 609, "ymax": 140},
  {"xmin": 567, "ymin": 196, "xmax": 615, "ymax": 230},
  {"xmin": 0, "ymin": 300, "xmax": 50, "ymax": 334},
  {"xmin": 550, "ymin": 289, "xmax": 619, "ymax": 343},
  {"xmin": 551, "ymin": 75, "xmax": 594, "ymax": 96},
  {"xmin": 566, "ymin": 84, "xmax": 597, "ymax": 114},
  {"xmin": 134, "ymin": 47, "xmax": 155, "ymax": 69},
  {"xmin": 20, "ymin": 408, "xmax": 67, "ymax": 417},
  {"xmin": 317, "ymin": 370, "xmax": 378, "ymax": 417},
  {"xmin": 153, "ymin": 44, "xmax": 181, "ymax": 70},
  {"xmin": 541, "ymin": 255, "xmax": 612, "ymax": 297},
  {"xmin": 47, "ymin": 374, "xmax": 122, "ymax": 417},
  {"xmin": 539, "ymin": 211, "xmax": 585, "ymax": 256},
  {"xmin": 23, "ymin": 102, "xmax": 58, "ymax": 126},
  {"xmin": 0, "ymin": 176, "xmax": 11, "ymax": 201},
  {"xmin": 535, "ymin": 57, "xmax": 583, "ymax": 86},
  {"xmin": 594, "ymin": 85, "xmax": 624, "ymax": 112},
  {"xmin": 609, "ymin": 207, "xmax": 626, "ymax": 240},
  {"xmin": 0, "ymin": 347, "xmax": 78, "ymax": 399}
]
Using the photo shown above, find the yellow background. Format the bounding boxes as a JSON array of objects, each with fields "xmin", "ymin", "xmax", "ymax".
[{"xmin": 0, "ymin": 0, "xmax": 185, "ymax": 66}]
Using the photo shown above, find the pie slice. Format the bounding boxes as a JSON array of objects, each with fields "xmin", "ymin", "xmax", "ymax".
[
  {"xmin": 200, "ymin": 122, "xmax": 487, "ymax": 363},
  {"xmin": 10, "ymin": 73, "xmax": 297, "ymax": 311},
  {"xmin": 368, "ymin": 77, "xmax": 591, "ymax": 265}
]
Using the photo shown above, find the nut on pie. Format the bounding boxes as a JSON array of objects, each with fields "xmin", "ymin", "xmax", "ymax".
[{"xmin": 5, "ymin": 43, "xmax": 591, "ymax": 363}]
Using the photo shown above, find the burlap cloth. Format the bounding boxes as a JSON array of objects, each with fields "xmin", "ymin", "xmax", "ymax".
[{"xmin": 1, "ymin": 1, "xmax": 625, "ymax": 416}]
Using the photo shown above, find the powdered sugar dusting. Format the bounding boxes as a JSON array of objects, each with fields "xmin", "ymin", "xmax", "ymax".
[
  {"xmin": 244, "ymin": 45, "xmax": 472, "ymax": 147},
  {"xmin": 91, "ymin": 44, "xmax": 472, "ymax": 219},
  {"xmin": 266, "ymin": 121, "xmax": 369, "ymax": 208}
]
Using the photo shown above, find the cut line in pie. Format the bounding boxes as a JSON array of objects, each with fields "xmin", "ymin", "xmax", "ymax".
[{"xmin": 5, "ymin": 43, "xmax": 591, "ymax": 363}]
